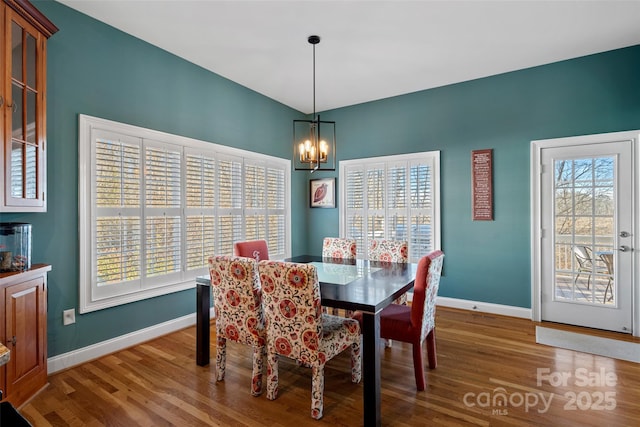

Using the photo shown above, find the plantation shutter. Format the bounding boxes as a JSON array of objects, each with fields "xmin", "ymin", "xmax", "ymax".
[
  {"xmin": 144, "ymin": 142, "xmax": 182, "ymax": 282},
  {"xmin": 341, "ymin": 152, "xmax": 439, "ymax": 262},
  {"xmin": 217, "ymin": 154, "xmax": 243, "ymax": 255},
  {"xmin": 409, "ymin": 160, "xmax": 434, "ymax": 259},
  {"xmin": 244, "ymin": 161, "xmax": 267, "ymax": 241},
  {"xmin": 344, "ymin": 165, "xmax": 365, "ymax": 257},
  {"xmin": 10, "ymin": 147, "xmax": 37, "ymax": 198},
  {"xmin": 387, "ymin": 162, "xmax": 407, "ymax": 241},
  {"xmin": 93, "ymin": 130, "xmax": 142, "ymax": 290},
  {"xmin": 185, "ymin": 150, "xmax": 216, "ymax": 270},
  {"xmin": 79, "ymin": 114, "xmax": 291, "ymax": 313},
  {"xmin": 266, "ymin": 165, "xmax": 286, "ymax": 259},
  {"xmin": 367, "ymin": 163, "xmax": 386, "ymax": 243}
]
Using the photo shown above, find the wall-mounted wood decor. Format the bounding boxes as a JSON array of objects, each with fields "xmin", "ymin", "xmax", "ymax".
[{"xmin": 472, "ymin": 149, "xmax": 493, "ymax": 220}]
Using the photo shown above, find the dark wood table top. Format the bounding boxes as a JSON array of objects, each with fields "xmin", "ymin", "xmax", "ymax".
[
  {"xmin": 197, "ymin": 256, "xmax": 418, "ymax": 315},
  {"xmin": 286, "ymin": 255, "xmax": 418, "ymax": 314}
]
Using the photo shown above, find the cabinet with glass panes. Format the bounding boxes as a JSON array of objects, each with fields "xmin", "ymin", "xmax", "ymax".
[{"xmin": 2, "ymin": 0, "xmax": 57, "ymax": 212}]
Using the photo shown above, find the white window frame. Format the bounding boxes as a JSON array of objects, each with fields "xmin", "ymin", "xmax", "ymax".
[
  {"xmin": 339, "ymin": 151, "xmax": 441, "ymax": 262},
  {"xmin": 78, "ymin": 114, "xmax": 291, "ymax": 313}
]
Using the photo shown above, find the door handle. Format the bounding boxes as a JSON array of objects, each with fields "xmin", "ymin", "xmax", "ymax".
[
  {"xmin": 619, "ymin": 231, "xmax": 630, "ymax": 238},
  {"xmin": 616, "ymin": 245, "xmax": 631, "ymax": 252}
]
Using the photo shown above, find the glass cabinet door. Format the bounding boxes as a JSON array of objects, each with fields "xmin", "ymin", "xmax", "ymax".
[{"xmin": 3, "ymin": 8, "xmax": 48, "ymax": 211}]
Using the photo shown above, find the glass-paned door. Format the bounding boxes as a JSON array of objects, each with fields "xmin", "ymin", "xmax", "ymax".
[{"xmin": 540, "ymin": 141, "xmax": 632, "ymax": 333}]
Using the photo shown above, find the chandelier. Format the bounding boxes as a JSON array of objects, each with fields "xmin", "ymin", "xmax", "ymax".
[{"xmin": 293, "ymin": 35, "xmax": 336, "ymax": 172}]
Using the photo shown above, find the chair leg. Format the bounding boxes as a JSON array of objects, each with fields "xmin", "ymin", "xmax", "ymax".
[
  {"xmin": 216, "ymin": 336, "xmax": 226, "ymax": 382},
  {"xmin": 251, "ymin": 345, "xmax": 264, "ymax": 396},
  {"xmin": 351, "ymin": 342, "xmax": 362, "ymax": 383},
  {"xmin": 266, "ymin": 351, "xmax": 279, "ymax": 401},
  {"xmin": 604, "ymin": 279, "xmax": 613, "ymax": 302},
  {"xmin": 412, "ymin": 341, "xmax": 426, "ymax": 391},
  {"xmin": 311, "ymin": 364, "xmax": 325, "ymax": 419},
  {"xmin": 426, "ymin": 329, "xmax": 437, "ymax": 369}
]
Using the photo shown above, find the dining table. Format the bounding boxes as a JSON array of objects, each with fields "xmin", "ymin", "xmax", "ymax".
[{"xmin": 195, "ymin": 255, "xmax": 418, "ymax": 427}]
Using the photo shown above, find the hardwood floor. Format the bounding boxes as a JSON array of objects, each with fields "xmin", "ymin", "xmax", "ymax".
[{"xmin": 19, "ymin": 307, "xmax": 640, "ymax": 426}]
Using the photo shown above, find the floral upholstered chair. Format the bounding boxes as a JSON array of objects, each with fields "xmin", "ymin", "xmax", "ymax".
[
  {"xmin": 233, "ymin": 239, "xmax": 269, "ymax": 262},
  {"xmin": 258, "ymin": 260, "xmax": 362, "ymax": 419},
  {"xmin": 368, "ymin": 239, "xmax": 409, "ymax": 263},
  {"xmin": 379, "ymin": 250, "xmax": 444, "ymax": 390},
  {"xmin": 208, "ymin": 255, "xmax": 266, "ymax": 396},
  {"xmin": 322, "ymin": 237, "xmax": 357, "ymax": 260},
  {"xmin": 322, "ymin": 237, "xmax": 357, "ymax": 315},
  {"xmin": 369, "ymin": 239, "xmax": 409, "ymax": 307}
]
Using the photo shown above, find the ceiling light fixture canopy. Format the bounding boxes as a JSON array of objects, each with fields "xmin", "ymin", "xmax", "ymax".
[{"xmin": 293, "ymin": 35, "xmax": 336, "ymax": 172}]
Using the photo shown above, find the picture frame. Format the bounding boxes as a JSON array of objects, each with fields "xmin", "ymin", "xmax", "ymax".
[
  {"xmin": 310, "ymin": 178, "xmax": 336, "ymax": 208},
  {"xmin": 471, "ymin": 149, "xmax": 493, "ymax": 220}
]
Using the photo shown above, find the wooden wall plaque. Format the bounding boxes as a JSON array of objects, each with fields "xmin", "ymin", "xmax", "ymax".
[{"xmin": 471, "ymin": 149, "xmax": 493, "ymax": 220}]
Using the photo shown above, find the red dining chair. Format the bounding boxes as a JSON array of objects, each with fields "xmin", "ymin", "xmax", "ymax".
[
  {"xmin": 208, "ymin": 255, "xmax": 266, "ymax": 396},
  {"xmin": 379, "ymin": 250, "xmax": 444, "ymax": 391},
  {"xmin": 368, "ymin": 239, "xmax": 409, "ymax": 347},
  {"xmin": 234, "ymin": 239, "xmax": 269, "ymax": 261},
  {"xmin": 258, "ymin": 260, "xmax": 361, "ymax": 419}
]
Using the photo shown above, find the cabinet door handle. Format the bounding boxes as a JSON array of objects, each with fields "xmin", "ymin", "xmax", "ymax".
[
  {"xmin": 6, "ymin": 101, "xmax": 17, "ymax": 113},
  {"xmin": 0, "ymin": 95, "xmax": 3, "ymax": 107},
  {"xmin": 10, "ymin": 336, "xmax": 17, "ymax": 346}
]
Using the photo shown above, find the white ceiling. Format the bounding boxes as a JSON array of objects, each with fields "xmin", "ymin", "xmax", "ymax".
[{"xmin": 57, "ymin": 0, "xmax": 640, "ymax": 114}]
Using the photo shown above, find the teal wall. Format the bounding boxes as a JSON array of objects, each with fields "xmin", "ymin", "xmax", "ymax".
[
  {"xmin": 2, "ymin": 1, "xmax": 308, "ymax": 357},
  {"xmin": 311, "ymin": 44, "xmax": 640, "ymax": 307},
  {"xmin": 2, "ymin": 1, "xmax": 639, "ymax": 358}
]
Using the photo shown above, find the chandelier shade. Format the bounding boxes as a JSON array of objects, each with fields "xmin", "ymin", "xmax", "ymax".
[{"xmin": 293, "ymin": 35, "xmax": 336, "ymax": 172}]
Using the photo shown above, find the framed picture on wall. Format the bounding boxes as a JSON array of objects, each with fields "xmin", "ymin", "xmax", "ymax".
[
  {"xmin": 471, "ymin": 149, "xmax": 493, "ymax": 220},
  {"xmin": 310, "ymin": 178, "xmax": 335, "ymax": 208}
]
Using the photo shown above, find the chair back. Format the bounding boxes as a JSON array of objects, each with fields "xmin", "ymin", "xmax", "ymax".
[
  {"xmin": 322, "ymin": 237, "xmax": 356, "ymax": 260},
  {"xmin": 234, "ymin": 239, "xmax": 269, "ymax": 261},
  {"xmin": 410, "ymin": 250, "xmax": 444, "ymax": 341},
  {"xmin": 259, "ymin": 261, "xmax": 323, "ymax": 365},
  {"xmin": 573, "ymin": 245, "xmax": 592, "ymax": 267},
  {"xmin": 208, "ymin": 255, "xmax": 265, "ymax": 346},
  {"xmin": 368, "ymin": 239, "xmax": 408, "ymax": 263}
]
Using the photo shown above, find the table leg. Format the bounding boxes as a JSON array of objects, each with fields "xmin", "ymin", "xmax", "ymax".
[
  {"xmin": 196, "ymin": 283, "xmax": 210, "ymax": 366},
  {"xmin": 362, "ymin": 311, "xmax": 381, "ymax": 427}
]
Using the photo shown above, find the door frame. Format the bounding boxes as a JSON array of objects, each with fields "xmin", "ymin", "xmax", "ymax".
[{"xmin": 531, "ymin": 129, "xmax": 640, "ymax": 337}]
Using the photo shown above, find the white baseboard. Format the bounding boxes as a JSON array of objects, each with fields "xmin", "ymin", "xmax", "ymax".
[
  {"xmin": 47, "ymin": 310, "xmax": 214, "ymax": 374},
  {"xmin": 47, "ymin": 298, "xmax": 529, "ymax": 374},
  {"xmin": 436, "ymin": 296, "xmax": 532, "ymax": 319}
]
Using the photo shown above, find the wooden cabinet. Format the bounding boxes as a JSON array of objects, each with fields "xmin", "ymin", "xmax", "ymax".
[
  {"xmin": 1, "ymin": 0, "xmax": 57, "ymax": 212},
  {"xmin": 0, "ymin": 264, "xmax": 50, "ymax": 407}
]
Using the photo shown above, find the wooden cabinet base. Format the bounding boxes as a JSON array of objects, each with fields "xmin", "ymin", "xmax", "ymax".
[{"xmin": 0, "ymin": 264, "xmax": 51, "ymax": 408}]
